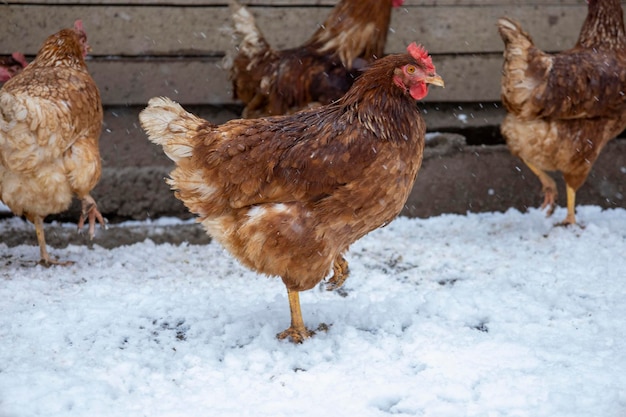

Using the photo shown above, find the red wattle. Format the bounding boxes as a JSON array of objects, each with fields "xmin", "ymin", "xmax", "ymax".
[{"xmin": 410, "ymin": 83, "xmax": 428, "ymax": 100}]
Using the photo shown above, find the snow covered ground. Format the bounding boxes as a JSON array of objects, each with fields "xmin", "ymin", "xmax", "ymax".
[{"xmin": 0, "ymin": 205, "xmax": 625, "ymax": 417}]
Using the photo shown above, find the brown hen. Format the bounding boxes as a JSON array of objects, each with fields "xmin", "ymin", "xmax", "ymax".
[
  {"xmin": 226, "ymin": 0, "xmax": 404, "ymax": 118},
  {"xmin": 0, "ymin": 21, "xmax": 105, "ymax": 265},
  {"xmin": 497, "ymin": 0, "xmax": 626, "ymax": 225},
  {"xmin": 140, "ymin": 43, "xmax": 443, "ymax": 343}
]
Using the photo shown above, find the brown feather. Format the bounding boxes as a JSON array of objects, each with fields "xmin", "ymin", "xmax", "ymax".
[
  {"xmin": 140, "ymin": 50, "xmax": 439, "ymax": 293},
  {"xmin": 228, "ymin": 0, "xmax": 400, "ymax": 118}
]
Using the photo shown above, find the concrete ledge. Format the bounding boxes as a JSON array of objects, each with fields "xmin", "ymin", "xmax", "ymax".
[
  {"xmin": 407, "ymin": 135, "xmax": 626, "ymax": 218},
  {"xmin": 73, "ymin": 134, "xmax": 626, "ymax": 223},
  {"xmin": 4, "ymin": 104, "xmax": 625, "ymax": 226}
]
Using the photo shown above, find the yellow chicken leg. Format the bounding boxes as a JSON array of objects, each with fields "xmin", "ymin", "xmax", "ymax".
[
  {"xmin": 277, "ymin": 289, "xmax": 315, "ymax": 343},
  {"xmin": 33, "ymin": 215, "xmax": 73, "ymax": 267},
  {"xmin": 77, "ymin": 194, "xmax": 107, "ymax": 239},
  {"xmin": 524, "ymin": 161, "xmax": 558, "ymax": 216},
  {"xmin": 558, "ymin": 184, "xmax": 577, "ymax": 226}
]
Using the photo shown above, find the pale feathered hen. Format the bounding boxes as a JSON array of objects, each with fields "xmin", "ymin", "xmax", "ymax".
[{"xmin": 0, "ymin": 20, "xmax": 105, "ymax": 265}]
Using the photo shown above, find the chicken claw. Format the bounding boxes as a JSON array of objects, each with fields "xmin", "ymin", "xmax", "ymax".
[
  {"xmin": 277, "ymin": 323, "xmax": 330, "ymax": 343},
  {"xmin": 524, "ymin": 161, "xmax": 557, "ymax": 217},
  {"xmin": 540, "ymin": 185, "xmax": 557, "ymax": 217},
  {"xmin": 32, "ymin": 215, "xmax": 74, "ymax": 267},
  {"xmin": 78, "ymin": 195, "xmax": 107, "ymax": 239},
  {"xmin": 277, "ymin": 326, "xmax": 316, "ymax": 344},
  {"xmin": 40, "ymin": 258, "xmax": 75, "ymax": 267},
  {"xmin": 554, "ymin": 185, "xmax": 580, "ymax": 227},
  {"xmin": 325, "ymin": 255, "xmax": 350, "ymax": 291},
  {"xmin": 277, "ymin": 290, "xmax": 326, "ymax": 343}
]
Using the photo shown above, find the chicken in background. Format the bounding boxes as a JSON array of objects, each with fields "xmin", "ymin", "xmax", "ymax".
[
  {"xmin": 0, "ymin": 20, "xmax": 106, "ymax": 266},
  {"xmin": 0, "ymin": 52, "xmax": 28, "ymax": 83},
  {"xmin": 497, "ymin": 0, "xmax": 626, "ymax": 226},
  {"xmin": 225, "ymin": 0, "xmax": 405, "ymax": 118},
  {"xmin": 140, "ymin": 43, "xmax": 444, "ymax": 343}
]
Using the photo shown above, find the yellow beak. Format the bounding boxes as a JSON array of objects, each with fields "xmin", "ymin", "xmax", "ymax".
[{"xmin": 425, "ymin": 75, "xmax": 445, "ymax": 88}]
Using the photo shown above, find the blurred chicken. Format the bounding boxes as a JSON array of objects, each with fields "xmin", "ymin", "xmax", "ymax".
[
  {"xmin": 0, "ymin": 20, "xmax": 105, "ymax": 265},
  {"xmin": 226, "ymin": 0, "xmax": 404, "ymax": 118},
  {"xmin": 0, "ymin": 52, "xmax": 28, "ymax": 83},
  {"xmin": 497, "ymin": 0, "xmax": 626, "ymax": 225},
  {"xmin": 140, "ymin": 43, "xmax": 443, "ymax": 343}
]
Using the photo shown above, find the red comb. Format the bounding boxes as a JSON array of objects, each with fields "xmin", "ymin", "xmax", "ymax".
[
  {"xmin": 407, "ymin": 42, "xmax": 435, "ymax": 72},
  {"xmin": 74, "ymin": 20, "xmax": 84, "ymax": 33}
]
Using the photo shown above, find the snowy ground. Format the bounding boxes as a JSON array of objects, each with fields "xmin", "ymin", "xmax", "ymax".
[{"xmin": 0, "ymin": 205, "xmax": 625, "ymax": 417}]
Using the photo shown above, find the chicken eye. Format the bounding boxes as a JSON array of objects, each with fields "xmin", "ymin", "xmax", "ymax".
[{"xmin": 406, "ymin": 65, "xmax": 417, "ymax": 74}]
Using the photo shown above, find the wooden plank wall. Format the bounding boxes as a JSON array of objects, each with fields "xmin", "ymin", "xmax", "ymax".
[{"xmin": 0, "ymin": 0, "xmax": 603, "ymax": 106}]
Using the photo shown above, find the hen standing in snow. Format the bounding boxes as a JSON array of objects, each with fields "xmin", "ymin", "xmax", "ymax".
[
  {"xmin": 497, "ymin": 0, "xmax": 626, "ymax": 225},
  {"xmin": 140, "ymin": 43, "xmax": 444, "ymax": 343},
  {"xmin": 226, "ymin": 0, "xmax": 405, "ymax": 118},
  {"xmin": 0, "ymin": 20, "xmax": 105, "ymax": 265}
]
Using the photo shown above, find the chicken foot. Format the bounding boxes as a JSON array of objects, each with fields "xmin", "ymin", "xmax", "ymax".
[
  {"xmin": 77, "ymin": 194, "xmax": 107, "ymax": 239},
  {"xmin": 277, "ymin": 289, "xmax": 316, "ymax": 343},
  {"xmin": 556, "ymin": 184, "xmax": 578, "ymax": 226},
  {"xmin": 524, "ymin": 161, "xmax": 557, "ymax": 217},
  {"xmin": 33, "ymin": 215, "xmax": 74, "ymax": 267},
  {"xmin": 325, "ymin": 255, "xmax": 350, "ymax": 291}
]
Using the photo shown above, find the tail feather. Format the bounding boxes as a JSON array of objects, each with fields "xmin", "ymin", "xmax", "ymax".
[
  {"xmin": 139, "ymin": 97, "xmax": 205, "ymax": 163},
  {"xmin": 230, "ymin": 0, "xmax": 270, "ymax": 60},
  {"xmin": 222, "ymin": 0, "xmax": 271, "ymax": 74},
  {"xmin": 497, "ymin": 17, "xmax": 546, "ymax": 114},
  {"xmin": 497, "ymin": 17, "xmax": 535, "ymax": 76},
  {"xmin": 497, "ymin": 17, "xmax": 534, "ymax": 49}
]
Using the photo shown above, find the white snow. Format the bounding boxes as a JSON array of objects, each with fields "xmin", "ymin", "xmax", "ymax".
[{"xmin": 1, "ymin": 205, "xmax": 625, "ymax": 417}]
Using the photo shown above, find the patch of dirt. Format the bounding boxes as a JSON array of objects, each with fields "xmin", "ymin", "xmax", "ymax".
[{"xmin": 0, "ymin": 219, "xmax": 211, "ymax": 249}]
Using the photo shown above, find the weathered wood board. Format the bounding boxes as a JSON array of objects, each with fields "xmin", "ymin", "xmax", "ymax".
[
  {"xmin": 1, "ymin": 1, "xmax": 601, "ymax": 104},
  {"xmin": 1, "ymin": 4, "xmax": 586, "ymax": 55},
  {"xmin": 0, "ymin": 1, "xmax": 598, "ymax": 6},
  {"xmin": 84, "ymin": 54, "xmax": 502, "ymax": 104}
]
